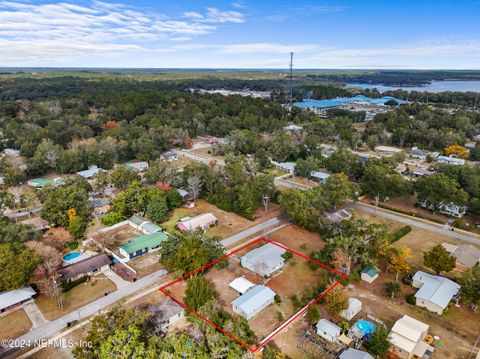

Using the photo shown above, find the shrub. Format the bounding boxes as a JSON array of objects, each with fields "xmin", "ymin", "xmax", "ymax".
[
  {"xmin": 342, "ymin": 270, "xmax": 360, "ymax": 286},
  {"xmin": 101, "ymin": 211, "xmax": 125, "ymax": 226},
  {"xmin": 389, "ymin": 225, "xmax": 412, "ymax": 243},
  {"xmin": 406, "ymin": 293, "xmax": 416, "ymax": 305},
  {"xmin": 62, "ymin": 275, "xmax": 88, "ymax": 292},
  {"xmin": 290, "ymin": 294, "xmax": 302, "ymax": 310},
  {"xmin": 276, "ymin": 311, "xmax": 284, "ymax": 322},
  {"xmin": 67, "ymin": 241, "xmax": 78, "ymax": 250},
  {"xmin": 300, "ymin": 243, "xmax": 307, "ymax": 250},
  {"xmin": 306, "ymin": 305, "xmax": 321, "ymax": 323},
  {"xmin": 282, "ymin": 251, "xmax": 293, "ymax": 260},
  {"xmin": 274, "ymin": 294, "xmax": 282, "ymax": 304}
]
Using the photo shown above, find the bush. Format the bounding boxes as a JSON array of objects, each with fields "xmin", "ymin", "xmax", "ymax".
[
  {"xmin": 377, "ymin": 204, "xmax": 444, "ymax": 224},
  {"xmin": 101, "ymin": 211, "xmax": 125, "ymax": 226},
  {"xmin": 276, "ymin": 311, "xmax": 284, "ymax": 322},
  {"xmin": 274, "ymin": 294, "xmax": 282, "ymax": 304},
  {"xmin": 67, "ymin": 241, "xmax": 78, "ymax": 250},
  {"xmin": 62, "ymin": 275, "xmax": 88, "ymax": 292},
  {"xmin": 306, "ymin": 305, "xmax": 321, "ymax": 323},
  {"xmin": 290, "ymin": 294, "xmax": 302, "ymax": 310},
  {"xmin": 342, "ymin": 270, "xmax": 360, "ymax": 286},
  {"xmin": 406, "ymin": 293, "xmax": 416, "ymax": 305},
  {"xmin": 282, "ymin": 251, "xmax": 293, "ymax": 260},
  {"xmin": 389, "ymin": 225, "xmax": 412, "ymax": 243}
]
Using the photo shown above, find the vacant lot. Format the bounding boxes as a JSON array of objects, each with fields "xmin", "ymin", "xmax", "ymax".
[
  {"xmin": 161, "ymin": 199, "xmax": 280, "ymax": 239},
  {"xmin": 128, "ymin": 251, "xmax": 165, "ymax": 278},
  {"xmin": 268, "ymin": 224, "xmax": 325, "ymax": 255},
  {"xmin": 94, "ymin": 224, "xmax": 142, "ymax": 255},
  {"xmin": 0, "ymin": 309, "xmax": 32, "ymax": 340},
  {"xmin": 36, "ymin": 274, "xmax": 117, "ymax": 320}
]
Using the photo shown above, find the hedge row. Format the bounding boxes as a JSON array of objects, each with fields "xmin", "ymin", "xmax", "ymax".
[
  {"xmin": 61, "ymin": 275, "xmax": 88, "ymax": 292},
  {"xmin": 376, "ymin": 203, "xmax": 444, "ymax": 224},
  {"xmin": 389, "ymin": 225, "xmax": 412, "ymax": 243}
]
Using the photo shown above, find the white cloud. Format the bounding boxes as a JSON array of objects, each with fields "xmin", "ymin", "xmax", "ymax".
[{"xmin": 0, "ymin": 1, "xmax": 245, "ymax": 64}]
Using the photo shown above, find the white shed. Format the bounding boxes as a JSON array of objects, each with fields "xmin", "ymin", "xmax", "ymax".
[
  {"xmin": 340, "ymin": 298, "xmax": 362, "ymax": 321},
  {"xmin": 231, "ymin": 285, "xmax": 275, "ymax": 319},
  {"xmin": 229, "ymin": 277, "xmax": 256, "ymax": 295},
  {"xmin": 316, "ymin": 319, "xmax": 341, "ymax": 343}
]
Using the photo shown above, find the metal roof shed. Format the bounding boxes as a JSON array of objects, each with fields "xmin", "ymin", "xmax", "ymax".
[
  {"xmin": 229, "ymin": 277, "xmax": 256, "ymax": 294},
  {"xmin": 240, "ymin": 242, "xmax": 286, "ymax": 277},
  {"xmin": 231, "ymin": 285, "xmax": 275, "ymax": 319}
]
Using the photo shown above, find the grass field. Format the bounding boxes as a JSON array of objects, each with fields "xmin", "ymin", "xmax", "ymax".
[
  {"xmin": 36, "ymin": 274, "xmax": 117, "ymax": 320},
  {"xmin": 0, "ymin": 309, "xmax": 32, "ymax": 340}
]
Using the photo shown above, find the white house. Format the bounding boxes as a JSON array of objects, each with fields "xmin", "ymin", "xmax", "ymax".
[
  {"xmin": 231, "ymin": 285, "xmax": 276, "ymax": 319},
  {"xmin": 409, "ymin": 147, "xmax": 429, "ymax": 160},
  {"xmin": 310, "ymin": 171, "xmax": 330, "ymax": 183},
  {"xmin": 339, "ymin": 349, "xmax": 374, "ymax": 359},
  {"xmin": 229, "ymin": 277, "xmax": 256, "ymax": 295},
  {"xmin": 360, "ymin": 266, "xmax": 380, "ymax": 283},
  {"xmin": 177, "ymin": 213, "xmax": 218, "ymax": 232},
  {"xmin": 76, "ymin": 165, "xmax": 104, "ymax": 179},
  {"xmin": 412, "ymin": 271, "xmax": 460, "ymax": 314},
  {"xmin": 375, "ymin": 145, "xmax": 403, "ymax": 155},
  {"xmin": 389, "ymin": 315, "xmax": 433, "ymax": 359},
  {"xmin": 0, "ymin": 286, "xmax": 36, "ymax": 314},
  {"xmin": 437, "ymin": 155, "xmax": 465, "ymax": 166},
  {"xmin": 241, "ymin": 242, "xmax": 286, "ymax": 277},
  {"xmin": 437, "ymin": 202, "xmax": 467, "ymax": 218},
  {"xmin": 316, "ymin": 319, "xmax": 341, "ymax": 343},
  {"xmin": 124, "ymin": 161, "xmax": 149, "ymax": 172},
  {"xmin": 148, "ymin": 298, "xmax": 184, "ymax": 332},
  {"xmin": 340, "ymin": 298, "xmax": 362, "ymax": 321},
  {"xmin": 162, "ymin": 151, "xmax": 178, "ymax": 162},
  {"xmin": 442, "ymin": 243, "xmax": 480, "ymax": 270},
  {"xmin": 272, "ymin": 161, "xmax": 296, "ymax": 174},
  {"xmin": 283, "ymin": 124, "xmax": 303, "ymax": 132}
]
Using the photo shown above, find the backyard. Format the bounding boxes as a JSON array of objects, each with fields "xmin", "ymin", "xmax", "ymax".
[{"xmin": 0, "ymin": 309, "xmax": 32, "ymax": 340}]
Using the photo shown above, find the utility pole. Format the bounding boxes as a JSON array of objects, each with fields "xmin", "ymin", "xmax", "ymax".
[{"xmin": 289, "ymin": 52, "xmax": 294, "ymax": 107}]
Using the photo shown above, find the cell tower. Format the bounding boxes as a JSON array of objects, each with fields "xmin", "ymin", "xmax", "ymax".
[{"xmin": 289, "ymin": 52, "xmax": 294, "ymax": 107}]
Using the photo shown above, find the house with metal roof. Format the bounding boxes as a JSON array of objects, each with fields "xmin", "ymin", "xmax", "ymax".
[
  {"xmin": 27, "ymin": 178, "xmax": 55, "ymax": 188},
  {"xmin": 60, "ymin": 254, "xmax": 111, "ymax": 282},
  {"xmin": 125, "ymin": 161, "xmax": 149, "ymax": 172},
  {"xmin": 437, "ymin": 155, "xmax": 465, "ymax": 166},
  {"xmin": 162, "ymin": 151, "xmax": 179, "ymax": 162},
  {"xmin": 241, "ymin": 242, "xmax": 286, "ymax": 277},
  {"xmin": 0, "ymin": 286, "xmax": 36, "ymax": 314},
  {"xmin": 76, "ymin": 165, "xmax": 105, "ymax": 179},
  {"xmin": 340, "ymin": 298, "xmax": 362, "ymax": 321},
  {"xmin": 412, "ymin": 271, "xmax": 460, "ymax": 314},
  {"xmin": 409, "ymin": 147, "xmax": 429, "ymax": 160},
  {"xmin": 273, "ymin": 161, "xmax": 296, "ymax": 174},
  {"xmin": 316, "ymin": 319, "xmax": 341, "ymax": 343},
  {"xmin": 119, "ymin": 231, "xmax": 169, "ymax": 261},
  {"xmin": 177, "ymin": 213, "xmax": 218, "ymax": 232},
  {"xmin": 229, "ymin": 277, "xmax": 256, "ymax": 295},
  {"xmin": 389, "ymin": 315, "xmax": 433, "ymax": 359},
  {"xmin": 442, "ymin": 243, "xmax": 480, "ymax": 270},
  {"xmin": 231, "ymin": 285, "xmax": 275, "ymax": 319},
  {"xmin": 339, "ymin": 348, "xmax": 374, "ymax": 359},
  {"xmin": 139, "ymin": 221, "xmax": 162, "ymax": 234},
  {"xmin": 148, "ymin": 297, "xmax": 184, "ymax": 332},
  {"xmin": 310, "ymin": 171, "xmax": 331, "ymax": 183},
  {"xmin": 325, "ymin": 208, "xmax": 353, "ymax": 224}
]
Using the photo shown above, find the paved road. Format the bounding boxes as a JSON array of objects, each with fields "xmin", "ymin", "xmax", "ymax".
[
  {"xmin": 221, "ymin": 216, "xmax": 286, "ymax": 247},
  {"xmin": 354, "ymin": 202, "xmax": 480, "ymax": 245},
  {"xmin": 0, "ymin": 270, "xmax": 168, "ymax": 359}
]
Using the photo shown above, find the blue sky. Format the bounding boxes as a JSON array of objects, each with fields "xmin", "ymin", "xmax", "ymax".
[{"xmin": 1, "ymin": 0, "xmax": 480, "ymax": 68}]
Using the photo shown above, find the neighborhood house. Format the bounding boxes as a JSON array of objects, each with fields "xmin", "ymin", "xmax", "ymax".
[
  {"xmin": 148, "ymin": 297, "xmax": 184, "ymax": 332},
  {"xmin": 60, "ymin": 254, "xmax": 111, "ymax": 282},
  {"xmin": 340, "ymin": 298, "xmax": 362, "ymax": 321},
  {"xmin": 0, "ymin": 286, "xmax": 36, "ymax": 314},
  {"xmin": 231, "ymin": 285, "xmax": 276, "ymax": 319},
  {"xmin": 361, "ymin": 266, "xmax": 380, "ymax": 283},
  {"xmin": 339, "ymin": 348, "xmax": 374, "ymax": 359},
  {"xmin": 240, "ymin": 242, "xmax": 286, "ymax": 277},
  {"xmin": 412, "ymin": 271, "xmax": 461, "ymax": 314},
  {"xmin": 124, "ymin": 161, "xmax": 149, "ymax": 172},
  {"xmin": 442, "ymin": 243, "xmax": 480, "ymax": 270},
  {"xmin": 389, "ymin": 315, "xmax": 433, "ymax": 359},
  {"xmin": 119, "ymin": 231, "xmax": 169, "ymax": 261},
  {"xmin": 310, "ymin": 171, "xmax": 331, "ymax": 183},
  {"xmin": 229, "ymin": 277, "xmax": 256, "ymax": 295},
  {"xmin": 76, "ymin": 165, "xmax": 105, "ymax": 179},
  {"xmin": 316, "ymin": 318, "xmax": 341, "ymax": 343},
  {"xmin": 177, "ymin": 213, "xmax": 218, "ymax": 232}
]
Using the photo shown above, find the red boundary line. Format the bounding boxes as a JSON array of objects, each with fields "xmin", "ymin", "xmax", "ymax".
[{"xmin": 159, "ymin": 237, "xmax": 348, "ymax": 352}]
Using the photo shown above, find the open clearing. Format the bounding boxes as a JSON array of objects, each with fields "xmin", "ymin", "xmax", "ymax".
[
  {"xmin": 0, "ymin": 309, "xmax": 32, "ymax": 340},
  {"xmin": 128, "ymin": 251, "xmax": 165, "ymax": 278},
  {"xmin": 36, "ymin": 274, "xmax": 117, "ymax": 320},
  {"xmin": 161, "ymin": 199, "xmax": 281, "ymax": 239}
]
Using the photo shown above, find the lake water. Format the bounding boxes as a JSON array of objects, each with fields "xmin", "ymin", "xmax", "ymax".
[
  {"xmin": 347, "ymin": 80, "xmax": 480, "ymax": 93},
  {"xmin": 293, "ymin": 95, "xmax": 406, "ymax": 109}
]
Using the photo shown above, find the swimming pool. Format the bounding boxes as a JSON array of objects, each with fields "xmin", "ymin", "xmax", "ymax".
[
  {"xmin": 63, "ymin": 252, "xmax": 81, "ymax": 261},
  {"xmin": 356, "ymin": 320, "xmax": 376, "ymax": 339}
]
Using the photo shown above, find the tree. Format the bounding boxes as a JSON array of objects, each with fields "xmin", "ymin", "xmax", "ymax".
[
  {"xmin": 323, "ymin": 173, "xmax": 355, "ymax": 209},
  {"xmin": 324, "ymin": 149, "xmax": 363, "ymax": 179},
  {"xmin": 0, "ymin": 243, "xmax": 42, "ymax": 291},
  {"xmin": 415, "ymin": 173, "xmax": 469, "ymax": 210},
  {"xmin": 159, "ymin": 232, "xmax": 225, "ymax": 275},
  {"xmin": 458, "ymin": 266, "xmax": 480, "ymax": 311},
  {"xmin": 144, "ymin": 159, "xmax": 174, "ymax": 184},
  {"xmin": 67, "ymin": 216, "xmax": 87, "ymax": 240},
  {"xmin": 0, "ymin": 191, "xmax": 14, "ymax": 215},
  {"xmin": 146, "ymin": 195, "xmax": 169, "ymax": 223},
  {"xmin": 73, "ymin": 306, "xmax": 154, "ymax": 359},
  {"xmin": 109, "ymin": 166, "xmax": 140, "ymax": 189},
  {"xmin": 423, "ymin": 244, "xmax": 456, "ymax": 275},
  {"xmin": 384, "ymin": 281, "xmax": 401, "ymax": 299},
  {"xmin": 365, "ymin": 325, "xmax": 391, "ymax": 358},
  {"xmin": 306, "ymin": 305, "xmax": 322, "ymax": 323},
  {"xmin": 331, "ymin": 248, "xmax": 352, "ymax": 275},
  {"xmin": 295, "ymin": 157, "xmax": 321, "ymax": 178},
  {"xmin": 324, "ymin": 287, "xmax": 348, "ymax": 316},
  {"xmin": 268, "ymin": 131, "xmax": 298, "ymax": 162},
  {"xmin": 92, "ymin": 171, "xmax": 110, "ymax": 198},
  {"xmin": 184, "ymin": 276, "xmax": 218, "ymax": 311},
  {"xmin": 187, "ymin": 175, "xmax": 203, "ymax": 204},
  {"xmin": 388, "ymin": 246, "xmax": 412, "ymax": 281},
  {"xmin": 443, "ymin": 144, "xmax": 469, "ymax": 159}
]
